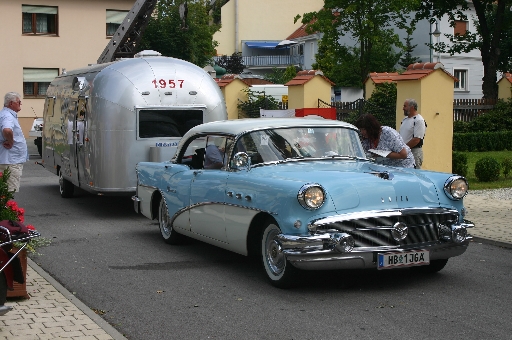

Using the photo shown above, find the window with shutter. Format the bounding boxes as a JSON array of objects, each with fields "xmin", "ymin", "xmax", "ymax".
[{"xmin": 22, "ymin": 5, "xmax": 58, "ymax": 35}]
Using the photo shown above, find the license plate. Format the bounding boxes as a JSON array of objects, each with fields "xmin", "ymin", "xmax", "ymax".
[{"xmin": 377, "ymin": 250, "xmax": 429, "ymax": 270}]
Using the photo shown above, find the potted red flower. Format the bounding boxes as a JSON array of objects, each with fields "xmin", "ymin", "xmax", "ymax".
[{"xmin": 0, "ymin": 168, "xmax": 48, "ymax": 299}]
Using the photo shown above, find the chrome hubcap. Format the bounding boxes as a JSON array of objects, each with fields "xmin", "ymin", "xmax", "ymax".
[
  {"xmin": 160, "ymin": 203, "xmax": 171, "ymax": 237},
  {"xmin": 266, "ymin": 229, "xmax": 285, "ymax": 276}
]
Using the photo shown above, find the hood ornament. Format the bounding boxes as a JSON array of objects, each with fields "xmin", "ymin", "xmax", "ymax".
[{"xmin": 391, "ymin": 222, "xmax": 408, "ymax": 241}]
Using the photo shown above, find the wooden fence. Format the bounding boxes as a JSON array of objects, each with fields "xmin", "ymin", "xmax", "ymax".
[
  {"xmin": 452, "ymin": 98, "xmax": 496, "ymax": 122},
  {"xmin": 325, "ymin": 98, "xmax": 497, "ymax": 122},
  {"xmin": 241, "ymin": 98, "xmax": 497, "ymax": 121},
  {"xmin": 327, "ymin": 99, "xmax": 366, "ymax": 121}
]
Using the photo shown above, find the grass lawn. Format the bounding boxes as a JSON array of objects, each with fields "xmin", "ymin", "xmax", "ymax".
[{"xmin": 461, "ymin": 150, "xmax": 512, "ymax": 190}]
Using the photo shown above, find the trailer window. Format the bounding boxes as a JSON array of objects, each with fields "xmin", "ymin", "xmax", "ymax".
[{"xmin": 138, "ymin": 109, "xmax": 203, "ymax": 138}]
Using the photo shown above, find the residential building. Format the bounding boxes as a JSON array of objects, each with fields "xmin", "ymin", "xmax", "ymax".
[
  {"xmin": 213, "ymin": 0, "xmax": 323, "ymax": 75},
  {"xmin": 0, "ymin": 0, "xmax": 133, "ymax": 135},
  {"xmin": 408, "ymin": 2, "xmax": 483, "ymax": 99},
  {"xmin": 214, "ymin": 1, "xmax": 485, "ymax": 100}
]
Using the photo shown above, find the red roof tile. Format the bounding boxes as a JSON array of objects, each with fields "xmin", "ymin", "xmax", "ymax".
[
  {"xmin": 284, "ymin": 70, "xmax": 335, "ymax": 86},
  {"xmin": 215, "ymin": 74, "xmax": 242, "ymax": 87},
  {"xmin": 215, "ymin": 74, "xmax": 274, "ymax": 87},
  {"xmin": 287, "ymin": 18, "xmax": 317, "ymax": 40},
  {"xmin": 400, "ymin": 62, "xmax": 457, "ymax": 81},
  {"xmin": 365, "ymin": 72, "xmax": 400, "ymax": 84},
  {"xmin": 500, "ymin": 72, "xmax": 512, "ymax": 84}
]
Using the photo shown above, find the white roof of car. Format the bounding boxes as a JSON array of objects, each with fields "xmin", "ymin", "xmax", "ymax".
[{"xmin": 185, "ymin": 118, "xmax": 356, "ymax": 137}]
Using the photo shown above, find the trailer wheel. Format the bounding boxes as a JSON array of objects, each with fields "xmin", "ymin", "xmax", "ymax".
[
  {"xmin": 0, "ymin": 272, "xmax": 7, "ymax": 305},
  {"xmin": 158, "ymin": 199, "xmax": 181, "ymax": 244},
  {"xmin": 34, "ymin": 137, "xmax": 42, "ymax": 157},
  {"xmin": 59, "ymin": 170, "xmax": 74, "ymax": 198}
]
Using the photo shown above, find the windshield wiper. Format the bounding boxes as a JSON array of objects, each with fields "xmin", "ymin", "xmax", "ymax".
[{"xmin": 322, "ymin": 155, "xmax": 361, "ymax": 160}]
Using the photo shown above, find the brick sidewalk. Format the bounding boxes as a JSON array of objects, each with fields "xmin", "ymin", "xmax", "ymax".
[
  {"xmin": 0, "ymin": 260, "xmax": 126, "ymax": 340},
  {"xmin": 464, "ymin": 193, "xmax": 512, "ymax": 246}
]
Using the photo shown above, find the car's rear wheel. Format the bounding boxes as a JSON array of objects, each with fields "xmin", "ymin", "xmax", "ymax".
[
  {"xmin": 411, "ymin": 259, "xmax": 448, "ymax": 274},
  {"xmin": 158, "ymin": 199, "xmax": 181, "ymax": 244},
  {"xmin": 261, "ymin": 220, "xmax": 297, "ymax": 288},
  {"xmin": 59, "ymin": 169, "xmax": 74, "ymax": 198}
]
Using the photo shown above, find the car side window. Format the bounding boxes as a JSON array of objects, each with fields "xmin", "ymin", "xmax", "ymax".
[
  {"xmin": 180, "ymin": 136, "xmax": 206, "ymax": 169},
  {"xmin": 234, "ymin": 134, "xmax": 264, "ymax": 165}
]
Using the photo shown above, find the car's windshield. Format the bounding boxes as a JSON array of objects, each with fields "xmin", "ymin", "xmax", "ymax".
[{"xmin": 233, "ymin": 126, "xmax": 366, "ymax": 165}]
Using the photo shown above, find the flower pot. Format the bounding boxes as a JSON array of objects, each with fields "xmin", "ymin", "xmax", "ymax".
[{"xmin": 6, "ymin": 248, "xmax": 29, "ymax": 299}]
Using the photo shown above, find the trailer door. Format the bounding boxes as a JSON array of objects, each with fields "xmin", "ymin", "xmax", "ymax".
[{"xmin": 75, "ymin": 96, "xmax": 88, "ymax": 186}]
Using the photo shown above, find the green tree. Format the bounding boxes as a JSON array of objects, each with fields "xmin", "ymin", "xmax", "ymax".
[
  {"xmin": 414, "ymin": 0, "xmax": 512, "ymax": 100},
  {"xmin": 210, "ymin": 0, "xmax": 230, "ymax": 25},
  {"xmin": 298, "ymin": 0, "xmax": 416, "ymax": 92},
  {"xmin": 364, "ymin": 82, "xmax": 397, "ymax": 128},
  {"xmin": 139, "ymin": 0, "xmax": 219, "ymax": 67},
  {"xmin": 216, "ymin": 52, "xmax": 245, "ymax": 74},
  {"xmin": 399, "ymin": 34, "xmax": 422, "ymax": 69},
  {"xmin": 264, "ymin": 66, "xmax": 299, "ymax": 84},
  {"xmin": 342, "ymin": 82, "xmax": 397, "ymax": 126},
  {"xmin": 237, "ymin": 88, "xmax": 280, "ymax": 118}
]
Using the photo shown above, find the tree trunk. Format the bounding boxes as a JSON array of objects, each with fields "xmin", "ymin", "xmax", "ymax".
[
  {"xmin": 473, "ymin": 0, "xmax": 505, "ymax": 100},
  {"xmin": 481, "ymin": 49, "xmax": 499, "ymax": 100}
]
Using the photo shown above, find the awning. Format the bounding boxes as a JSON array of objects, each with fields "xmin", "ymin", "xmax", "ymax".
[
  {"xmin": 245, "ymin": 41, "xmax": 281, "ymax": 49},
  {"xmin": 276, "ymin": 40, "xmax": 298, "ymax": 48}
]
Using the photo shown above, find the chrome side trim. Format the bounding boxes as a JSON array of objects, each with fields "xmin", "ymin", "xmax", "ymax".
[
  {"xmin": 139, "ymin": 183, "xmax": 158, "ymax": 190},
  {"xmin": 169, "ymin": 201, "xmax": 277, "ymax": 226}
]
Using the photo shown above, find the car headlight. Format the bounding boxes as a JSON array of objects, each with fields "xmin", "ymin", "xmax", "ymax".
[
  {"xmin": 297, "ymin": 184, "xmax": 325, "ymax": 210},
  {"xmin": 444, "ymin": 175, "xmax": 469, "ymax": 200}
]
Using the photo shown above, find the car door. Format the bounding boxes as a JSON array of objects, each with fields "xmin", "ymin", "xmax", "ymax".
[{"xmin": 189, "ymin": 135, "xmax": 232, "ymax": 243}]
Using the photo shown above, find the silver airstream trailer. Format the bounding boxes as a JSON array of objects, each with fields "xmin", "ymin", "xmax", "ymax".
[{"xmin": 41, "ymin": 50, "xmax": 227, "ymax": 197}]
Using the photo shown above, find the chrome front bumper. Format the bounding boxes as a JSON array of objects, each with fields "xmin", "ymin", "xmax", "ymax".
[{"xmin": 276, "ymin": 220, "xmax": 474, "ymax": 271}]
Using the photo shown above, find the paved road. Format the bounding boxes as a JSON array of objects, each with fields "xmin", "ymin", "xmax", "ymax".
[{"xmin": 2, "ymin": 154, "xmax": 512, "ymax": 340}]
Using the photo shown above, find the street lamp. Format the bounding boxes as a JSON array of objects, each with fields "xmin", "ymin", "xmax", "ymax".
[{"xmin": 429, "ymin": 21, "xmax": 441, "ymax": 63}]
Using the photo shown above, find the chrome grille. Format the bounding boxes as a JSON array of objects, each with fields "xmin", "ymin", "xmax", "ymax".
[{"xmin": 317, "ymin": 212, "xmax": 458, "ymax": 247}]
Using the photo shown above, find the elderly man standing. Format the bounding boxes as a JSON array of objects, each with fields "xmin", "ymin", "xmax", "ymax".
[
  {"xmin": 400, "ymin": 98, "xmax": 426, "ymax": 169},
  {"xmin": 0, "ymin": 92, "xmax": 29, "ymax": 193}
]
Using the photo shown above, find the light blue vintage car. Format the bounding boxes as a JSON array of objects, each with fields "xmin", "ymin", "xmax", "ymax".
[{"xmin": 132, "ymin": 118, "xmax": 473, "ymax": 287}]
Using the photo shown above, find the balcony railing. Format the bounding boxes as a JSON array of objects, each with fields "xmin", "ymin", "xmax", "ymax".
[{"xmin": 213, "ymin": 55, "xmax": 303, "ymax": 68}]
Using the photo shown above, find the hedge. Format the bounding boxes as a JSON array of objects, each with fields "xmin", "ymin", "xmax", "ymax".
[{"xmin": 453, "ymin": 131, "xmax": 512, "ymax": 151}]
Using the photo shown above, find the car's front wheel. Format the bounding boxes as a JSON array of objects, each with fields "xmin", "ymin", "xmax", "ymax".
[
  {"xmin": 411, "ymin": 259, "xmax": 448, "ymax": 274},
  {"xmin": 261, "ymin": 220, "xmax": 297, "ymax": 288},
  {"xmin": 158, "ymin": 199, "xmax": 181, "ymax": 244}
]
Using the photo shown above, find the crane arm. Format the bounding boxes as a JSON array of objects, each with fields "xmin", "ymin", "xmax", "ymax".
[{"xmin": 97, "ymin": 0, "xmax": 157, "ymax": 64}]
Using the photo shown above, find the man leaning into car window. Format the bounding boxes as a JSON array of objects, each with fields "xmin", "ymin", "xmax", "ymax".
[{"xmin": 204, "ymin": 136, "xmax": 225, "ymax": 169}]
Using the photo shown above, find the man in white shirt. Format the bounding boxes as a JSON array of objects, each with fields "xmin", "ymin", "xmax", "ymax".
[
  {"xmin": 400, "ymin": 99, "xmax": 426, "ymax": 169},
  {"xmin": 0, "ymin": 92, "xmax": 29, "ymax": 192}
]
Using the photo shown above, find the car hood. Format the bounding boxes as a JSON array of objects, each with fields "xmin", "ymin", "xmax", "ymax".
[{"xmin": 252, "ymin": 160, "xmax": 440, "ymax": 212}]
